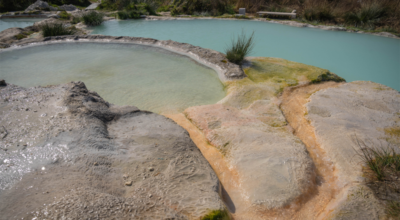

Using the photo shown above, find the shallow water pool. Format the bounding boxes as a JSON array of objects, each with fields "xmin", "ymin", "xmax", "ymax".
[
  {"xmin": 90, "ymin": 19, "xmax": 400, "ymax": 91},
  {"xmin": 0, "ymin": 18, "xmax": 44, "ymax": 32},
  {"xmin": 0, "ymin": 43, "xmax": 225, "ymax": 113}
]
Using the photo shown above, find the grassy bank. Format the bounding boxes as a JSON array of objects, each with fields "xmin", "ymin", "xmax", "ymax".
[
  {"xmin": 0, "ymin": 0, "xmax": 91, "ymax": 12},
  {"xmin": 99, "ymin": 0, "xmax": 399, "ymax": 34}
]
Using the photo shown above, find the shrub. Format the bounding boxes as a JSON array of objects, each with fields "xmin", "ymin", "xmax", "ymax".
[
  {"xmin": 71, "ymin": 16, "xmax": 82, "ymax": 24},
  {"xmin": 303, "ymin": 7, "xmax": 334, "ymax": 22},
  {"xmin": 117, "ymin": 10, "xmax": 143, "ymax": 19},
  {"xmin": 82, "ymin": 11, "xmax": 104, "ymax": 26},
  {"xmin": 59, "ymin": 11, "xmax": 71, "ymax": 20},
  {"xmin": 225, "ymin": 31, "xmax": 255, "ymax": 65},
  {"xmin": 117, "ymin": 11, "xmax": 129, "ymax": 19},
  {"xmin": 156, "ymin": 5, "xmax": 172, "ymax": 12},
  {"xmin": 170, "ymin": 6, "xmax": 180, "ymax": 16},
  {"xmin": 41, "ymin": 23, "xmax": 76, "ymax": 37},
  {"xmin": 344, "ymin": 2, "xmax": 387, "ymax": 28}
]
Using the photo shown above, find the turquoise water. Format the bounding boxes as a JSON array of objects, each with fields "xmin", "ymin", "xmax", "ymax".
[
  {"xmin": 90, "ymin": 19, "xmax": 400, "ymax": 91},
  {"xmin": 0, "ymin": 43, "xmax": 225, "ymax": 113},
  {"xmin": 0, "ymin": 18, "xmax": 44, "ymax": 32}
]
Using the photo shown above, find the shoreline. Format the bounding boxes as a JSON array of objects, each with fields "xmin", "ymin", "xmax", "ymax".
[{"xmin": 143, "ymin": 15, "xmax": 400, "ymax": 39}]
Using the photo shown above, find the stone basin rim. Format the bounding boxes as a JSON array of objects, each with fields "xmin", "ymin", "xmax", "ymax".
[{"xmin": 2, "ymin": 35, "xmax": 246, "ymax": 83}]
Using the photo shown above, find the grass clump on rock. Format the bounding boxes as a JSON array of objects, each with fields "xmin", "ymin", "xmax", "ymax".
[
  {"xmin": 225, "ymin": 31, "xmax": 255, "ymax": 65},
  {"xmin": 201, "ymin": 209, "xmax": 230, "ymax": 220},
  {"xmin": 356, "ymin": 139, "xmax": 400, "ymax": 218},
  {"xmin": 59, "ymin": 11, "xmax": 71, "ymax": 20},
  {"xmin": 41, "ymin": 23, "xmax": 76, "ymax": 37},
  {"xmin": 82, "ymin": 11, "xmax": 104, "ymax": 26}
]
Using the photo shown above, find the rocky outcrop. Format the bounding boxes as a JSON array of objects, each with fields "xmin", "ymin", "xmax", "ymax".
[
  {"xmin": 0, "ymin": 82, "xmax": 224, "ymax": 219},
  {"xmin": 0, "ymin": 25, "xmax": 40, "ymax": 48},
  {"xmin": 8, "ymin": 35, "xmax": 246, "ymax": 82},
  {"xmin": 182, "ymin": 57, "xmax": 345, "ymax": 219},
  {"xmin": 25, "ymin": 0, "xmax": 57, "ymax": 12},
  {"xmin": 58, "ymin": 4, "xmax": 78, "ymax": 11}
]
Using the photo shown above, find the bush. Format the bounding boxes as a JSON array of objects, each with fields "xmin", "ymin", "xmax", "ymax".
[
  {"xmin": 225, "ymin": 31, "xmax": 255, "ymax": 65},
  {"xmin": 117, "ymin": 10, "xmax": 143, "ymax": 19},
  {"xmin": 344, "ymin": 2, "xmax": 387, "ymax": 28},
  {"xmin": 303, "ymin": 7, "xmax": 334, "ymax": 22},
  {"xmin": 156, "ymin": 5, "xmax": 172, "ymax": 12},
  {"xmin": 170, "ymin": 6, "xmax": 180, "ymax": 16},
  {"xmin": 117, "ymin": 11, "xmax": 129, "ymax": 19},
  {"xmin": 71, "ymin": 16, "xmax": 82, "ymax": 24},
  {"xmin": 59, "ymin": 11, "xmax": 71, "ymax": 20},
  {"xmin": 41, "ymin": 23, "xmax": 76, "ymax": 37},
  {"xmin": 82, "ymin": 11, "xmax": 104, "ymax": 26}
]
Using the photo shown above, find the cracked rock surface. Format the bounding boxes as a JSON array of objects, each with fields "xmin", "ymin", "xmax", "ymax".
[{"xmin": 0, "ymin": 81, "xmax": 223, "ymax": 219}]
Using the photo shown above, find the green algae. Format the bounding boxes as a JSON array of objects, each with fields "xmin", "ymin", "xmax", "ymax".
[
  {"xmin": 384, "ymin": 127, "xmax": 400, "ymax": 139},
  {"xmin": 221, "ymin": 57, "xmax": 343, "ymax": 110},
  {"xmin": 201, "ymin": 209, "xmax": 230, "ymax": 220}
]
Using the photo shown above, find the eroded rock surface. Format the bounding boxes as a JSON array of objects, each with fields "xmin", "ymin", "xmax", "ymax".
[
  {"xmin": 182, "ymin": 57, "xmax": 344, "ymax": 217},
  {"xmin": 0, "ymin": 82, "xmax": 224, "ymax": 219},
  {"xmin": 305, "ymin": 81, "xmax": 400, "ymax": 219}
]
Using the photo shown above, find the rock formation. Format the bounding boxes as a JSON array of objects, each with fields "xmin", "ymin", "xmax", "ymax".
[{"xmin": 0, "ymin": 82, "xmax": 225, "ymax": 219}]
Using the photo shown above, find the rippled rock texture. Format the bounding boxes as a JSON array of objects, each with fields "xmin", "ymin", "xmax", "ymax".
[
  {"xmin": 184, "ymin": 57, "xmax": 344, "ymax": 218},
  {"xmin": 0, "ymin": 82, "xmax": 224, "ymax": 219},
  {"xmin": 306, "ymin": 81, "xmax": 400, "ymax": 220}
]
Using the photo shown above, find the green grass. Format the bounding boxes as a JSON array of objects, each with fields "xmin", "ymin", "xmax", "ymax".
[
  {"xmin": 59, "ymin": 11, "xmax": 71, "ymax": 20},
  {"xmin": 201, "ymin": 210, "xmax": 230, "ymax": 220},
  {"xmin": 225, "ymin": 31, "xmax": 255, "ymax": 65},
  {"xmin": 41, "ymin": 23, "xmax": 76, "ymax": 37},
  {"xmin": 387, "ymin": 201, "xmax": 400, "ymax": 218},
  {"xmin": 357, "ymin": 139, "xmax": 400, "ymax": 181},
  {"xmin": 82, "ymin": 11, "xmax": 104, "ymax": 26},
  {"xmin": 71, "ymin": 16, "xmax": 82, "ymax": 24}
]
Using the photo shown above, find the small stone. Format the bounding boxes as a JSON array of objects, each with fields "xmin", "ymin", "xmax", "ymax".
[
  {"xmin": 148, "ymin": 167, "xmax": 154, "ymax": 172},
  {"xmin": 148, "ymin": 194, "xmax": 152, "ymax": 198},
  {"xmin": 23, "ymin": 144, "xmax": 27, "ymax": 147},
  {"xmin": 125, "ymin": 181, "xmax": 133, "ymax": 186},
  {"xmin": 93, "ymin": 162, "xmax": 98, "ymax": 166},
  {"xmin": 0, "ymin": 79, "xmax": 6, "ymax": 86},
  {"xmin": 123, "ymin": 174, "xmax": 129, "ymax": 179}
]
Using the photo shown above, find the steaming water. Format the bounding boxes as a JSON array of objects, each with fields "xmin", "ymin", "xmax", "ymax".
[
  {"xmin": 90, "ymin": 19, "xmax": 400, "ymax": 91},
  {"xmin": 0, "ymin": 42, "xmax": 225, "ymax": 113},
  {"xmin": 0, "ymin": 18, "xmax": 44, "ymax": 32}
]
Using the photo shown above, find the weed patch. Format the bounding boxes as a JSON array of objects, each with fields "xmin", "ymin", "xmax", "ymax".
[
  {"xmin": 82, "ymin": 11, "xmax": 104, "ymax": 26},
  {"xmin": 41, "ymin": 23, "xmax": 76, "ymax": 37},
  {"xmin": 225, "ymin": 31, "xmax": 255, "ymax": 65}
]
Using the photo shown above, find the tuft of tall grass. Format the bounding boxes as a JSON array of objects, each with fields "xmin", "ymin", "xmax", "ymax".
[
  {"xmin": 358, "ymin": 143, "xmax": 400, "ymax": 181},
  {"xmin": 82, "ymin": 11, "xmax": 104, "ymax": 26},
  {"xmin": 225, "ymin": 31, "xmax": 255, "ymax": 65},
  {"xmin": 41, "ymin": 23, "xmax": 76, "ymax": 37},
  {"xmin": 355, "ymin": 136, "xmax": 400, "ymax": 183}
]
